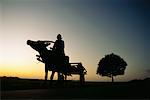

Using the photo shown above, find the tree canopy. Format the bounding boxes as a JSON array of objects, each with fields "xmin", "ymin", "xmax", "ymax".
[{"xmin": 97, "ymin": 53, "xmax": 127, "ymax": 82}]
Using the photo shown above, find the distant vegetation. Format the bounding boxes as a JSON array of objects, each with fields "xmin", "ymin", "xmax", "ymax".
[
  {"xmin": 128, "ymin": 78, "xmax": 150, "ymax": 82},
  {"xmin": 0, "ymin": 76, "xmax": 20, "ymax": 79}
]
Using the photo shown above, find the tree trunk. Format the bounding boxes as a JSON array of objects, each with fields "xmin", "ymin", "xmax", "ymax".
[{"xmin": 111, "ymin": 75, "xmax": 114, "ymax": 82}]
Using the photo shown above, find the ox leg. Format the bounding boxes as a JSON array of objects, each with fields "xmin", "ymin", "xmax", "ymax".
[
  {"xmin": 50, "ymin": 71, "xmax": 55, "ymax": 80},
  {"xmin": 45, "ymin": 64, "xmax": 48, "ymax": 81},
  {"xmin": 45, "ymin": 71, "xmax": 48, "ymax": 81}
]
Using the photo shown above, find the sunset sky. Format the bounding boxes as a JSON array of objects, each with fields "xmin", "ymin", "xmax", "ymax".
[{"xmin": 0, "ymin": 0, "xmax": 149, "ymax": 81}]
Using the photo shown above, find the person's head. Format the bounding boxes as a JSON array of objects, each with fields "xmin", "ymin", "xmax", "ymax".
[{"xmin": 57, "ymin": 34, "xmax": 62, "ymax": 40}]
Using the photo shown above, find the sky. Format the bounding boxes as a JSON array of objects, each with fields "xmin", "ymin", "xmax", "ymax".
[{"xmin": 0, "ymin": 0, "xmax": 150, "ymax": 81}]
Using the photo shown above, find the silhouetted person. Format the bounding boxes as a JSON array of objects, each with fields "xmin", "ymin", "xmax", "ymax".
[
  {"xmin": 52, "ymin": 34, "xmax": 65, "ymax": 56},
  {"xmin": 51, "ymin": 34, "xmax": 65, "ymax": 81}
]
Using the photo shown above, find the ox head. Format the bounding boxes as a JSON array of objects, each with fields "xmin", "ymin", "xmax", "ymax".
[
  {"xmin": 27, "ymin": 40, "xmax": 50, "ymax": 52},
  {"xmin": 27, "ymin": 40, "xmax": 39, "ymax": 52}
]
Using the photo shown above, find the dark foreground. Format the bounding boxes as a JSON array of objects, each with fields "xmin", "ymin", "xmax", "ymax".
[{"xmin": 1, "ymin": 77, "xmax": 150, "ymax": 99}]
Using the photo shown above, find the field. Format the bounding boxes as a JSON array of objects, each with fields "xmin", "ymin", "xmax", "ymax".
[{"xmin": 1, "ymin": 77, "xmax": 150, "ymax": 99}]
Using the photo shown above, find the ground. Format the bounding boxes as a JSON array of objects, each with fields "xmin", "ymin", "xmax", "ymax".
[{"xmin": 1, "ymin": 77, "xmax": 150, "ymax": 99}]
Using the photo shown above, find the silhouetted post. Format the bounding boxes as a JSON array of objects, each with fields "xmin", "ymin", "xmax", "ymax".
[{"xmin": 80, "ymin": 73, "xmax": 85, "ymax": 85}]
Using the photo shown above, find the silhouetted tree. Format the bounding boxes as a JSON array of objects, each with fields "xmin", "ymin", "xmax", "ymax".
[{"xmin": 96, "ymin": 53, "xmax": 127, "ymax": 82}]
